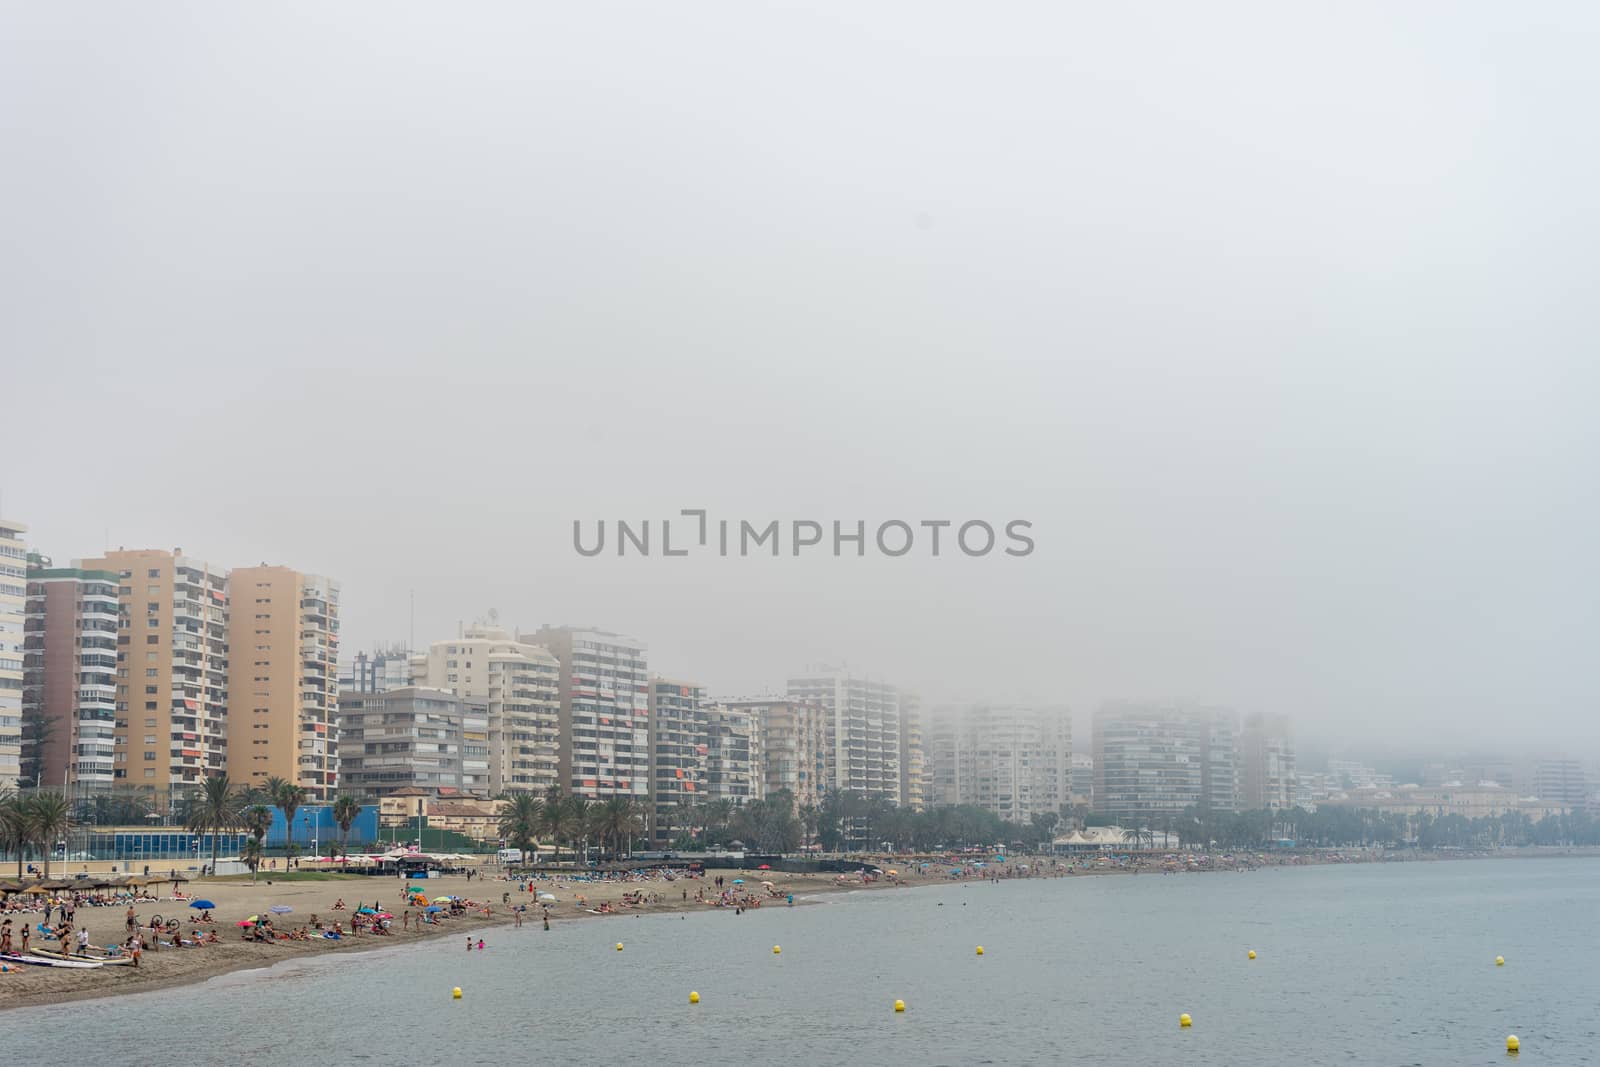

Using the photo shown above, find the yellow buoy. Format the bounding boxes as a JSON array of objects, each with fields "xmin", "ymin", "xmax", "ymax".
[
  {"xmin": 1496, "ymin": 956, "xmax": 1505, "ymax": 966},
  {"xmin": 976, "ymin": 945, "xmax": 984, "ymax": 955},
  {"xmin": 689, "ymin": 991, "xmax": 700, "ymax": 1004},
  {"xmin": 1179, "ymin": 1013, "xmax": 1192, "ymax": 1028},
  {"xmin": 1248, "ymin": 950, "xmax": 1256, "ymax": 960},
  {"xmin": 452, "ymin": 987, "xmax": 462, "ymax": 999},
  {"xmin": 894, "ymin": 999, "xmax": 906, "ymax": 1013},
  {"xmin": 1507, "ymin": 1034, "xmax": 1519, "ymax": 1053},
  {"xmin": 773, "ymin": 945, "xmax": 781, "ymax": 954},
  {"xmin": 616, "ymin": 943, "xmax": 624, "ymax": 952}
]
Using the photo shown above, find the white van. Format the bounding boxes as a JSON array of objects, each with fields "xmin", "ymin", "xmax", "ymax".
[{"xmin": 497, "ymin": 847, "xmax": 524, "ymax": 864}]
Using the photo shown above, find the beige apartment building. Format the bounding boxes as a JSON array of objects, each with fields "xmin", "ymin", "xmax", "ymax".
[
  {"xmin": 226, "ymin": 566, "xmax": 341, "ymax": 801},
  {"xmin": 412, "ymin": 624, "xmax": 560, "ymax": 795},
  {"xmin": 81, "ymin": 548, "xmax": 230, "ymax": 801},
  {"xmin": 729, "ymin": 698, "xmax": 828, "ymax": 812}
]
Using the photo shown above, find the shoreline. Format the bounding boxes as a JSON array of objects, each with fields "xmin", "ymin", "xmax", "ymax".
[{"xmin": 4, "ymin": 846, "xmax": 1595, "ymax": 1012}]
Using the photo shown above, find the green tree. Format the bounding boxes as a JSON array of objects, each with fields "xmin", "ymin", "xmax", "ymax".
[
  {"xmin": 188, "ymin": 774, "xmax": 242, "ymax": 877},
  {"xmin": 273, "ymin": 781, "xmax": 306, "ymax": 864},
  {"xmin": 0, "ymin": 789, "xmax": 30, "ymax": 877},
  {"xmin": 332, "ymin": 794, "xmax": 362, "ymax": 870},
  {"xmin": 241, "ymin": 804, "xmax": 273, "ymax": 882},
  {"xmin": 25, "ymin": 791, "xmax": 73, "ymax": 877},
  {"xmin": 498, "ymin": 791, "xmax": 543, "ymax": 865}
]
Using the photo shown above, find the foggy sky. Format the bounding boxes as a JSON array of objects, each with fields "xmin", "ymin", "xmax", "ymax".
[{"xmin": 3, "ymin": 3, "xmax": 1596, "ymax": 755}]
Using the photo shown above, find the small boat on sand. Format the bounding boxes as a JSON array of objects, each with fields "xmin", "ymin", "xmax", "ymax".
[{"xmin": 1, "ymin": 952, "xmax": 105, "ymax": 969}]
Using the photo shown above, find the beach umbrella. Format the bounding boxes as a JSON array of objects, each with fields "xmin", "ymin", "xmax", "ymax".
[
  {"xmin": 356, "ymin": 907, "xmax": 377, "ymax": 914},
  {"xmin": 188, "ymin": 899, "xmax": 216, "ymax": 910},
  {"xmin": 731, "ymin": 878, "xmax": 744, "ymax": 884},
  {"xmin": 270, "ymin": 905, "xmax": 293, "ymax": 915},
  {"xmin": 23, "ymin": 884, "xmax": 49, "ymax": 895},
  {"xmin": 425, "ymin": 905, "xmax": 443, "ymax": 913},
  {"xmin": 433, "ymin": 896, "xmax": 453, "ymax": 903},
  {"xmin": 537, "ymin": 893, "xmax": 557, "ymax": 902},
  {"xmin": 236, "ymin": 919, "xmax": 257, "ymax": 928},
  {"xmin": 375, "ymin": 913, "xmax": 393, "ymax": 920}
]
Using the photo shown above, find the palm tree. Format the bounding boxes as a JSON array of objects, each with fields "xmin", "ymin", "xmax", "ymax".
[
  {"xmin": 189, "ymin": 773, "xmax": 241, "ymax": 877},
  {"xmin": 538, "ymin": 787, "xmax": 574, "ymax": 862},
  {"xmin": 797, "ymin": 803, "xmax": 820, "ymax": 853},
  {"xmin": 596, "ymin": 797, "xmax": 640, "ymax": 858},
  {"xmin": 240, "ymin": 839, "xmax": 264, "ymax": 878},
  {"xmin": 273, "ymin": 781, "xmax": 305, "ymax": 866},
  {"xmin": 0, "ymin": 789, "xmax": 28, "ymax": 877},
  {"xmin": 332, "ymin": 795, "xmax": 362, "ymax": 870},
  {"xmin": 241, "ymin": 805, "xmax": 273, "ymax": 881},
  {"xmin": 25, "ymin": 792, "xmax": 72, "ymax": 878},
  {"xmin": 565, "ymin": 796, "xmax": 592, "ymax": 863},
  {"xmin": 498, "ymin": 792, "xmax": 543, "ymax": 866}
]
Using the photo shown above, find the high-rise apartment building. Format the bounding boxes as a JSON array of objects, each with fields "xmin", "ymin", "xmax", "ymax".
[
  {"xmin": 412, "ymin": 624, "xmax": 560, "ymax": 795},
  {"xmin": 1531, "ymin": 759, "xmax": 1587, "ymax": 810},
  {"xmin": 647, "ymin": 677, "xmax": 706, "ymax": 845},
  {"xmin": 81, "ymin": 549, "xmax": 229, "ymax": 800},
  {"xmin": 1092, "ymin": 704, "xmax": 1207, "ymax": 824},
  {"xmin": 1200, "ymin": 709, "xmax": 1240, "ymax": 815},
  {"xmin": 704, "ymin": 703, "xmax": 760, "ymax": 806},
  {"xmin": 337, "ymin": 686, "xmax": 472, "ymax": 797},
  {"xmin": 926, "ymin": 704, "xmax": 1072, "ymax": 823},
  {"xmin": 0, "ymin": 519, "xmax": 29, "ymax": 788},
  {"xmin": 1239, "ymin": 712, "xmax": 1296, "ymax": 810},
  {"xmin": 528, "ymin": 626, "xmax": 649, "ymax": 800},
  {"xmin": 21, "ymin": 557, "xmax": 120, "ymax": 789},
  {"xmin": 1068, "ymin": 754, "xmax": 1094, "ymax": 807},
  {"xmin": 732, "ymin": 698, "xmax": 828, "ymax": 812},
  {"xmin": 226, "ymin": 566, "xmax": 341, "ymax": 801},
  {"xmin": 899, "ymin": 694, "xmax": 926, "ymax": 810},
  {"xmin": 787, "ymin": 669, "xmax": 901, "ymax": 803}
]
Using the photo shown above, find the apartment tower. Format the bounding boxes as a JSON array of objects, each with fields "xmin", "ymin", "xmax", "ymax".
[
  {"xmin": 0, "ymin": 519, "xmax": 28, "ymax": 788},
  {"xmin": 80, "ymin": 549, "xmax": 229, "ymax": 803},
  {"xmin": 730, "ymin": 698, "xmax": 828, "ymax": 812},
  {"xmin": 527, "ymin": 626, "xmax": 649, "ymax": 800},
  {"xmin": 647, "ymin": 678, "xmax": 706, "ymax": 845},
  {"xmin": 787, "ymin": 669, "xmax": 902, "ymax": 803},
  {"xmin": 22, "ymin": 557, "xmax": 120, "ymax": 790},
  {"xmin": 412, "ymin": 624, "xmax": 560, "ymax": 795}
]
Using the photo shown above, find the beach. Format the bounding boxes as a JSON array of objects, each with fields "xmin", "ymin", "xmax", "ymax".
[{"xmin": 2, "ymin": 845, "xmax": 1560, "ymax": 1012}]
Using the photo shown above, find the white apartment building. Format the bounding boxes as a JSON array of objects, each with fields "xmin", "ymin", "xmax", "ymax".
[
  {"xmin": 0, "ymin": 519, "xmax": 27, "ymax": 788},
  {"xmin": 529, "ymin": 626, "xmax": 649, "ymax": 800},
  {"xmin": 787, "ymin": 669, "xmax": 902, "ymax": 803},
  {"xmin": 927, "ymin": 704, "xmax": 1072, "ymax": 823}
]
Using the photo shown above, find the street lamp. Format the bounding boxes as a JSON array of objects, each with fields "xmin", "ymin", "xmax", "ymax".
[{"xmin": 302, "ymin": 813, "xmax": 310, "ymax": 869}]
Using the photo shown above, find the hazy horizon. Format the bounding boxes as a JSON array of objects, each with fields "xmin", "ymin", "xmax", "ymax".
[{"xmin": 4, "ymin": 3, "xmax": 1596, "ymax": 757}]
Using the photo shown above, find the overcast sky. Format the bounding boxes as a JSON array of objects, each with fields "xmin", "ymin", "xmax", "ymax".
[{"xmin": 3, "ymin": 2, "xmax": 1596, "ymax": 756}]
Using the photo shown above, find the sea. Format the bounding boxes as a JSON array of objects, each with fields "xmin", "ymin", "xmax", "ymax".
[{"xmin": 6, "ymin": 856, "xmax": 1596, "ymax": 1065}]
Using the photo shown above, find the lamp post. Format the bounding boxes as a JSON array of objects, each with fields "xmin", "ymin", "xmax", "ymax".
[{"xmin": 302, "ymin": 813, "xmax": 310, "ymax": 869}]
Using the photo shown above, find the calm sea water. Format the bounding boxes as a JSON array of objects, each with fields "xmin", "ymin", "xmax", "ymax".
[{"xmin": 6, "ymin": 857, "xmax": 1596, "ymax": 1065}]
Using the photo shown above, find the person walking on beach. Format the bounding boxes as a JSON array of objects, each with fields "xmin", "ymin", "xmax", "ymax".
[
  {"xmin": 77, "ymin": 927, "xmax": 90, "ymax": 957},
  {"xmin": 19, "ymin": 924, "xmax": 29, "ymax": 954}
]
